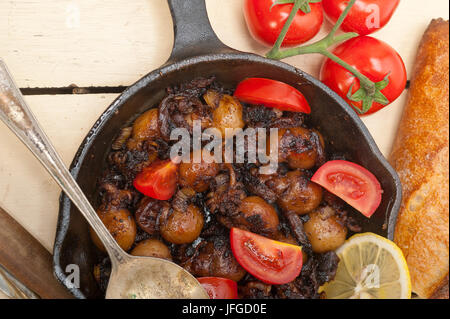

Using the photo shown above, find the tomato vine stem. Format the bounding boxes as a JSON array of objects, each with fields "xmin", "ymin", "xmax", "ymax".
[{"xmin": 266, "ymin": 0, "xmax": 389, "ymax": 114}]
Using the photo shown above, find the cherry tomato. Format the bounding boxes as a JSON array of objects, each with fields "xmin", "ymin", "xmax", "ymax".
[
  {"xmin": 323, "ymin": 0, "xmax": 400, "ymax": 36},
  {"xmin": 234, "ymin": 78, "xmax": 311, "ymax": 113},
  {"xmin": 320, "ymin": 36, "xmax": 406, "ymax": 115},
  {"xmin": 133, "ymin": 159, "xmax": 178, "ymax": 200},
  {"xmin": 243, "ymin": 0, "xmax": 323, "ymax": 47},
  {"xmin": 230, "ymin": 228, "xmax": 303, "ymax": 285},
  {"xmin": 311, "ymin": 160, "xmax": 382, "ymax": 217},
  {"xmin": 197, "ymin": 277, "xmax": 238, "ymax": 299}
]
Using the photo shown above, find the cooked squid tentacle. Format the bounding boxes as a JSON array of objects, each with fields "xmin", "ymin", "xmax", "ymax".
[
  {"xmin": 206, "ymin": 164, "xmax": 246, "ymax": 214},
  {"xmin": 159, "ymin": 93, "xmax": 213, "ymax": 141},
  {"xmin": 134, "ymin": 196, "xmax": 169, "ymax": 236}
]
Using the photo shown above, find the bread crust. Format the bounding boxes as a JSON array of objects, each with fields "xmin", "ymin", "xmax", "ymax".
[
  {"xmin": 390, "ymin": 19, "xmax": 449, "ymax": 299},
  {"xmin": 430, "ymin": 275, "xmax": 449, "ymax": 299}
]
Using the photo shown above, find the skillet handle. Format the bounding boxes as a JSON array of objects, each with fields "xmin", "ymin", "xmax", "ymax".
[{"xmin": 166, "ymin": 0, "xmax": 237, "ymax": 63}]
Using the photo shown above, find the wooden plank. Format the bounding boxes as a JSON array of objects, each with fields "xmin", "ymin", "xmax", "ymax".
[
  {"xmin": 0, "ymin": 0, "xmax": 173, "ymax": 87},
  {"xmin": 0, "ymin": 0, "xmax": 448, "ymax": 88},
  {"xmin": 0, "ymin": 94, "xmax": 117, "ymax": 252}
]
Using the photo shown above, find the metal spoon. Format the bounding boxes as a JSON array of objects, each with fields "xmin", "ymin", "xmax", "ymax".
[{"xmin": 0, "ymin": 60, "xmax": 209, "ymax": 299}]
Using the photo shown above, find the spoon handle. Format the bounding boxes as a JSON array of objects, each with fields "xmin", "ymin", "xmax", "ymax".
[{"xmin": 0, "ymin": 60, "xmax": 127, "ymax": 265}]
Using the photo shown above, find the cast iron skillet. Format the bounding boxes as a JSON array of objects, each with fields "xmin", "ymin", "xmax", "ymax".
[{"xmin": 53, "ymin": 0, "xmax": 402, "ymax": 299}]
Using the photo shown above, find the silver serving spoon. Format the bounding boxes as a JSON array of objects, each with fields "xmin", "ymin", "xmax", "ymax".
[{"xmin": 0, "ymin": 60, "xmax": 209, "ymax": 299}]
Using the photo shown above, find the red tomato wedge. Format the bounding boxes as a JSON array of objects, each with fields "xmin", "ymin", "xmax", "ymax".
[
  {"xmin": 311, "ymin": 160, "xmax": 383, "ymax": 217},
  {"xmin": 133, "ymin": 159, "xmax": 179, "ymax": 200},
  {"xmin": 234, "ymin": 78, "xmax": 311, "ymax": 114},
  {"xmin": 230, "ymin": 228, "xmax": 303, "ymax": 285},
  {"xmin": 197, "ymin": 277, "xmax": 238, "ymax": 299}
]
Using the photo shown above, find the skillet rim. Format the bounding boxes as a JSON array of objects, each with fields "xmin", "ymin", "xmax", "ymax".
[{"xmin": 53, "ymin": 51, "xmax": 402, "ymax": 299}]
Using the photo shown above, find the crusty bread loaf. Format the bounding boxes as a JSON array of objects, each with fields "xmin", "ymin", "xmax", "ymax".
[{"xmin": 390, "ymin": 19, "xmax": 449, "ymax": 299}]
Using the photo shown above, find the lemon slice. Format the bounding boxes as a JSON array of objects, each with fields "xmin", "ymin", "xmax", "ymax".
[{"xmin": 322, "ymin": 233, "xmax": 411, "ymax": 299}]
